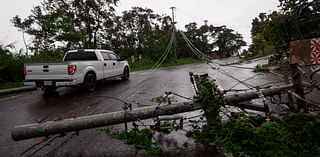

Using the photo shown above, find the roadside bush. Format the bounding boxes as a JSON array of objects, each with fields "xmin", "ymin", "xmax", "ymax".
[
  {"xmin": 253, "ymin": 64, "xmax": 269, "ymax": 73},
  {"xmin": 111, "ymin": 128, "xmax": 166, "ymax": 156},
  {"xmin": 0, "ymin": 48, "xmax": 24, "ymax": 83},
  {"xmin": 192, "ymin": 114, "xmax": 320, "ymax": 157},
  {"xmin": 0, "ymin": 45, "xmax": 65, "ymax": 85},
  {"xmin": 192, "ymin": 76, "xmax": 320, "ymax": 157}
]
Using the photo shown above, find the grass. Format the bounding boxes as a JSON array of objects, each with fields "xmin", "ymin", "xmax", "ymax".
[
  {"xmin": 0, "ymin": 82, "xmax": 24, "ymax": 90},
  {"xmin": 129, "ymin": 57, "xmax": 202, "ymax": 72},
  {"xmin": 241, "ymin": 45, "xmax": 276, "ymax": 62}
]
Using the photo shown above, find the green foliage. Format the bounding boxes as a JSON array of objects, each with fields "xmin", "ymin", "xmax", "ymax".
[
  {"xmin": 192, "ymin": 114, "xmax": 320, "ymax": 157},
  {"xmin": 0, "ymin": 46, "xmax": 25, "ymax": 83},
  {"xmin": 129, "ymin": 58, "xmax": 155, "ymax": 72},
  {"xmin": 0, "ymin": 43, "xmax": 64, "ymax": 87},
  {"xmin": 12, "ymin": 0, "xmax": 119, "ymax": 56},
  {"xmin": 183, "ymin": 142, "xmax": 189, "ymax": 148},
  {"xmin": 252, "ymin": 34, "xmax": 266, "ymax": 55},
  {"xmin": 241, "ymin": 45, "xmax": 276, "ymax": 62},
  {"xmin": 157, "ymin": 120, "xmax": 181, "ymax": 133},
  {"xmin": 11, "ymin": 0, "xmax": 247, "ymax": 70},
  {"xmin": 111, "ymin": 128, "xmax": 166, "ymax": 156},
  {"xmin": 116, "ymin": 7, "xmax": 174, "ymax": 60},
  {"xmin": 250, "ymin": 0, "xmax": 320, "ymax": 61},
  {"xmin": 0, "ymin": 82, "xmax": 24, "ymax": 90},
  {"xmin": 192, "ymin": 73, "xmax": 320, "ymax": 157},
  {"xmin": 253, "ymin": 64, "xmax": 269, "ymax": 73},
  {"xmin": 184, "ymin": 23, "xmax": 246, "ymax": 57},
  {"xmin": 268, "ymin": 55, "xmax": 280, "ymax": 66},
  {"xmin": 194, "ymin": 77, "xmax": 225, "ymax": 120},
  {"xmin": 213, "ymin": 26, "xmax": 247, "ymax": 57}
]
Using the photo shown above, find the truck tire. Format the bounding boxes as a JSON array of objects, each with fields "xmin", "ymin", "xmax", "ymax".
[
  {"xmin": 83, "ymin": 73, "xmax": 96, "ymax": 92},
  {"xmin": 121, "ymin": 66, "xmax": 130, "ymax": 80}
]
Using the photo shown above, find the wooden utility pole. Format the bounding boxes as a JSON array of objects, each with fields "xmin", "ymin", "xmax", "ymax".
[
  {"xmin": 285, "ymin": 74, "xmax": 296, "ymax": 111},
  {"xmin": 290, "ymin": 63, "xmax": 306, "ymax": 112},
  {"xmin": 170, "ymin": 6, "xmax": 178, "ymax": 63},
  {"xmin": 11, "ymin": 84, "xmax": 293, "ymax": 141},
  {"xmin": 12, "ymin": 102, "xmax": 202, "ymax": 141}
]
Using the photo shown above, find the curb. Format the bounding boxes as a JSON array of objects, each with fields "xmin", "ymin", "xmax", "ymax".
[{"xmin": 0, "ymin": 86, "xmax": 37, "ymax": 96}]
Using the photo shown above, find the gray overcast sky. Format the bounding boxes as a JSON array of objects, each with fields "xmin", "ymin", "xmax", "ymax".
[{"xmin": 1, "ymin": 0, "xmax": 279, "ymax": 51}]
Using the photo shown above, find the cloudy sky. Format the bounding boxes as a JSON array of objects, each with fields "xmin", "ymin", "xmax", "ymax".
[{"xmin": 0, "ymin": 0, "xmax": 279, "ymax": 51}]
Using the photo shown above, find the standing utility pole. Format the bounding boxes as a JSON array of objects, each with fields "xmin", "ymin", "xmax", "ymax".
[
  {"xmin": 170, "ymin": 7, "xmax": 178, "ymax": 63},
  {"xmin": 204, "ymin": 20, "xmax": 208, "ymax": 26}
]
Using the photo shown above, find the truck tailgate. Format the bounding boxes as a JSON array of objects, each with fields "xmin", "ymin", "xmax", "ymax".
[{"xmin": 25, "ymin": 62, "xmax": 70, "ymax": 80}]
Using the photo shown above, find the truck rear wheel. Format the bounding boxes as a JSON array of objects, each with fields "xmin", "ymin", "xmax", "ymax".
[
  {"xmin": 121, "ymin": 67, "xmax": 130, "ymax": 80},
  {"xmin": 83, "ymin": 73, "xmax": 96, "ymax": 92}
]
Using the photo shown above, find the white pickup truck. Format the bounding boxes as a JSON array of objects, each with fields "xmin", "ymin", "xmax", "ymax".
[{"xmin": 24, "ymin": 49, "xmax": 130, "ymax": 93}]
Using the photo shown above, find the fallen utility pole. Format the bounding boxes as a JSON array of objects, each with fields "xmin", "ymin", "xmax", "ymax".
[
  {"xmin": 12, "ymin": 84, "xmax": 293, "ymax": 141},
  {"xmin": 224, "ymin": 84, "xmax": 294, "ymax": 103},
  {"xmin": 290, "ymin": 63, "xmax": 306, "ymax": 112},
  {"xmin": 12, "ymin": 102, "xmax": 202, "ymax": 141}
]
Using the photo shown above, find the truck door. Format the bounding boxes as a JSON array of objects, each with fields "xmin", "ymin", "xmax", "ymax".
[
  {"xmin": 108, "ymin": 53, "xmax": 122, "ymax": 76},
  {"xmin": 101, "ymin": 52, "xmax": 113, "ymax": 78}
]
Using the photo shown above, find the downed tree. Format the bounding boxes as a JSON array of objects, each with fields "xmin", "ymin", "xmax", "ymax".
[{"xmin": 11, "ymin": 84, "xmax": 293, "ymax": 141}]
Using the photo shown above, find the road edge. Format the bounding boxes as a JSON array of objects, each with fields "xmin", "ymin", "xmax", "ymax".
[{"xmin": 0, "ymin": 86, "xmax": 37, "ymax": 96}]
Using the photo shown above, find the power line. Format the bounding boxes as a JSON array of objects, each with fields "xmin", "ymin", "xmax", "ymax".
[
  {"xmin": 179, "ymin": 30, "xmax": 256, "ymax": 90},
  {"xmin": 150, "ymin": 27, "xmax": 175, "ymax": 71}
]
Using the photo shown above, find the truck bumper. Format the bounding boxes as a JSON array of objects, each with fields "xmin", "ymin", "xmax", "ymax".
[{"xmin": 24, "ymin": 79, "xmax": 78, "ymax": 88}]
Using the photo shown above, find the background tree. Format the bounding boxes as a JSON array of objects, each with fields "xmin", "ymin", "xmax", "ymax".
[
  {"xmin": 11, "ymin": 0, "xmax": 247, "ymax": 62},
  {"xmin": 212, "ymin": 26, "xmax": 246, "ymax": 57},
  {"xmin": 251, "ymin": 13, "xmax": 268, "ymax": 55},
  {"xmin": 182, "ymin": 23, "xmax": 246, "ymax": 57},
  {"xmin": 115, "ymin": 7, "xmax": 172, "ymax": 61},
  {"xmin": 250, "ymin": 0, "xmax": 320, "ymax": 60},
  {"xmin": 12, "ymin": 0, "xmax": 119, "ymax": 60}
]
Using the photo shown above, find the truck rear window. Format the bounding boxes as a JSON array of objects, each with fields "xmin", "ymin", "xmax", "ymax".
[{"xmin": 64, "ymin": 51, "xmax": 98, "ymax": 61}]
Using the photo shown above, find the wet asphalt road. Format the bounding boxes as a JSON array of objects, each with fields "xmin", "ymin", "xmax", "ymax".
[{"xmin": 0, "ymin": 57, "xmax": 285, "ymax": 157}]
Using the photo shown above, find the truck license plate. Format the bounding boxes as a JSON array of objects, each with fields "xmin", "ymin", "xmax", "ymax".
[{"xmin": 44, "ymin": 81, "xmax": 52, "ymax": 86}]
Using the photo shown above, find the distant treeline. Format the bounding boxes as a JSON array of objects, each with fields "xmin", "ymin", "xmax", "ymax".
[{"xmin": 11, "ymin": 0, "xmax": 246, "ymax": 61}]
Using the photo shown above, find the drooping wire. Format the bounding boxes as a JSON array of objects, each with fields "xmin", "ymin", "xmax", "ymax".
[
  {"xmin": 150, "ymin": 26, "xmax": 175, "ymax": 71},
  {"xmin": 180, "ymin": 29, "xmax": 273, "ymax": 115},
  {"xmin": 224, "ymin": 73, "xmax": 261, "ymax": 93},
  {"xmin": 180, "ymin": 31, "xmax": 212, "ymax": 62},
  {"xmin": 179, "ymin": 30, "xmax": 255, "ymax": 89}
]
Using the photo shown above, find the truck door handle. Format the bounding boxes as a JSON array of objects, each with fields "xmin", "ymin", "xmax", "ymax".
[
  {"xmin": 113, "ymin": 63, "xmax": 115, "ymax": 66},
  {"xmin": 104, "ymin": 63, "xmax": 107, "ymax": 66}
]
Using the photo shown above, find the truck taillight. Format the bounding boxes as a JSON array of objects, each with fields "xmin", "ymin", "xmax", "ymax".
[
  {"xmin": 24, "ymin": 66, "xmax": 26, "ymax": 75},
  {"xmin": 68, "ymin": 65, "xmax": 76, "ymax": 75}
]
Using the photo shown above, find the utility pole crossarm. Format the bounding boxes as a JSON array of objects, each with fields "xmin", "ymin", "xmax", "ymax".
[{"xmin": 169, "ymin": 7, "xmax": 176, "ymax": 25}]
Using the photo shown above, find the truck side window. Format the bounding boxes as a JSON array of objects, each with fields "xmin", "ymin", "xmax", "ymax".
[
  {"xmin": 64, "ymin": 51, "xmax": 98, "ymax": 61},
  {"xmin": 109, "ymin": 53, "xmax": 119, "ymax": 60},
  {"xmin": 101, "ymin": 52, "xmax": 110, "ymax": 60}
]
